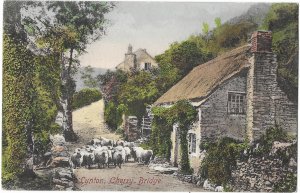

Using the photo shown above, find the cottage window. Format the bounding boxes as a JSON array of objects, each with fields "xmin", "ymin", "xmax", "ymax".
[
  {"xmin": 188, "ymin": 133, "xmax": 196, "ymax": 154},
  {"xmin": 144, "ymin": 63, "xmax": 151, "ymax": 70},
  {"xmin": 227, "ymin": 92, "xmax": 246, "ymax": 114}
]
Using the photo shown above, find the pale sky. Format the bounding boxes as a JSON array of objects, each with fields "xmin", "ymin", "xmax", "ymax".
[{"xmin": 78, "ymin": 2, "xmax": 255, "ymax": 69}]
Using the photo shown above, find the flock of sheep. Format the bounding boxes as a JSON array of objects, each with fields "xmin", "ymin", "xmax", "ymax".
[{"xmin": 70, "ymin": 137, "xmax": 153, "ymax": 169}]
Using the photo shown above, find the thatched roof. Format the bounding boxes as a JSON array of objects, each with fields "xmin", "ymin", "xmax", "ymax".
[{"xmin": 154, "ymin": 45, "xmax": 251, "ymax": 105}]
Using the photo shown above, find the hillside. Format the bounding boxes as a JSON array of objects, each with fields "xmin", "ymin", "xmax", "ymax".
[
  {"xmin": 73, "ymin": 67, "xmax": 108, "ymax": 91},
  {"xmin": 228, "ymin": 3, "xmax": 271, "ymax": 26}
]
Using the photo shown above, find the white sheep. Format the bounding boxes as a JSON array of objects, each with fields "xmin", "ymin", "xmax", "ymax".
[
  {"xmin": 215, "ymin": 186, "xmax": 224, "ymax": 192},
  {"xmin": 203, "ymin": 179, "xmax": 214, "ymax": 191},
  {"xmin": 94, "ymin": 149, "xmax": 108, "ymax": 169},
  {"xmin": 124, "ymin": 146, "xmax": 131, "ymax": 162}
]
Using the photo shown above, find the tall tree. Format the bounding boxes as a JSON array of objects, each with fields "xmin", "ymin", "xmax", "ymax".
[
  {"xmin": 202, "ymin": 22, "xmax": 210, "ymax": 41},
  {"xmin": 23, "ymin": 2, "xmax": 114, "ymax": 141},
  {"xmin": 214, "ymin": 17, "xmax": 222, "ymax": 28},
  {"xmin": 118, "ymin": 72, "xmax": 159, "ymax": 121},
  {"xmin": 81, "ymin": 65, "xmax": 98, "ymax": 88},
  {"xmin": 97, "ymin": 69, "xmax": 127, "ymax": 102}
]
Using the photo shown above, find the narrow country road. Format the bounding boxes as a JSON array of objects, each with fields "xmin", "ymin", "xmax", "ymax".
[
  {"xmin": 66, "ymin": 99, "xmax": 205, "ymax": 191},
  {"xmin": 66, "ymin": 99, "xmax": 121, "ymax": 154}
]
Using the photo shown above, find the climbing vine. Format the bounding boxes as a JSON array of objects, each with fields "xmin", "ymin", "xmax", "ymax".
[
  {"xmin": 150, "ymin": 100, "xmax": 197, "ymax": 174},
  {"xmin": 150, "ymin": 107, "xmax": 173, "ymax": 159},
  {"xmin": 3, "ymin": 33, "xmax": 62, "ymax": 183},
  {"xmin": 3, "ymin": 34, "xmax": 35, "ymax": 181}
]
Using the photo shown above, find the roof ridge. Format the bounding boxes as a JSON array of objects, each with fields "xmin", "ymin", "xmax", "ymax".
[{"xmin": 154, "ymin": 44, "xmax": 251, "ymax": 105}]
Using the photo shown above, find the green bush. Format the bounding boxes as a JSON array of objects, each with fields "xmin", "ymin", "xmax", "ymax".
[
  {"xmin": 104, "ymin": 102, "xmax": 124, "ymax": 131},
  {"xmin": 72, "ymin": 88, "xmax": 102, "ymax": 109},
  {"xmin": 199, "ymin": 137, "xmax": 248, "ymax": 185},
  {"xmin": 199, "ymin": 126, "xmax": 294, "ymax": 186},
  {"xmin": 115, "ymin": 127, "xmax": 124, "ymax": 135},
  {"xmin": 254, "ymin": 125, "xmax": 289, "ymax": 156}
]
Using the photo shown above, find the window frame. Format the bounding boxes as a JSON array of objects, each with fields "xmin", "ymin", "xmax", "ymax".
[
  {"xmin": 227, "ymin": 91, "xmax": 246, "ymax": 115},
  {"xmin": 188, "ymin": 133, "xmax": 197, "ymax": 154},
  {"xmin": 144, "ymin": 62, "xmax": 151, "ymax": 70}
]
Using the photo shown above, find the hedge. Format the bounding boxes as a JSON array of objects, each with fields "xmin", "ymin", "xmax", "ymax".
[{"xmin": 72, "ymin": 88, "xmax": 102, "ymax": 110}]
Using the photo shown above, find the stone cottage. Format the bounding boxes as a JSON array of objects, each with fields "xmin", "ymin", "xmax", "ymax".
[
  {"xmin": 153, "ymin": 31, "xmax": 297, "ymax": 172},
  {"xmin": 115, "ymin": 44, "xmax": 158, "ymax": 72}
]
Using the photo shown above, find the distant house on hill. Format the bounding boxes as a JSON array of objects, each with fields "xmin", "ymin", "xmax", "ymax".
[
  {"xmin": 153, "ymin": 31, "xmax": 297, "ymax": 173},
  {"xmin": 115, "ymin": 44, "xmax": 158, "ymax": 72}
]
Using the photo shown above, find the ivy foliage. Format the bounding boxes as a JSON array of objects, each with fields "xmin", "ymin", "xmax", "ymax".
[
  {"xmin": 3, "ymin": 33, "xmax": 35, "ymax": 182},
  {"xmin": 150, "ymin": 100, "xmax": 197, "ymax": 174},
  {"xmin": 3, "ymin": 33, "xmax": 63, "ymax": 183},
  {"xmin": 72, "ymin": 88, "xmax": 102, "ymax": 110},
  {"xmin": 150, "ymin": 107, "xmax": 173, "ymax": 159}
]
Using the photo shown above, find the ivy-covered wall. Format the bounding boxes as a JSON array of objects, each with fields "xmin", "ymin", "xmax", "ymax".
[
  {"xmin": 3, "ymin": 33, "xmax": 62, "ymax": 183},
  {"xmin": 3, "ymin": 34, "xmax": 36, "ymax": 181},
  {"xmin": 151, "ymin": 100, "xmax": 197, "ymax": 174}
]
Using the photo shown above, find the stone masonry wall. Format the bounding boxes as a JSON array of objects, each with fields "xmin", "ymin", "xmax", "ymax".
[
  {"xmin": 248, "ymin": 52, "xmax": 297, "ymax": 141},
  {"xmin": 273, "ymin": 90, "xmax": 297, "ymax": 135},
  {"xmin": 231, "ymin": 142, "xmax": 297, "ymax": 192},
  {"xmin": 124, "ymin": 53, "xmax": 136, "ymax": 71},
  {"xmin": 250, "ymin": 53, "xmax": 278, "ymax": 140},
  {"xmin": 200, "ymin": 72, "xmax": 247, "ymax": 142}
]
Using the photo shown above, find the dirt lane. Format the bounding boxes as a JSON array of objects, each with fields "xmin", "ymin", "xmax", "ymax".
[
  {"xmin": 66, "ymin": 99, "xmax": 121, "ymax": 153},
  {"xmin": 74, "ymin": 162, "xmax": 205, "ymax": 191},
  {"xmin": 67, "ymin": 99, "xmax": 205, "ymax": 191}
]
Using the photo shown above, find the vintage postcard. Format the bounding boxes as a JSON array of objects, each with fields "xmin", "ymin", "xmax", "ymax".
[{"xmin": 2, "ymin": 1, "xmax": 298, "ymax": 192}]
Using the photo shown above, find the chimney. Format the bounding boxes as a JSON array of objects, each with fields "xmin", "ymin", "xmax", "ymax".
[
  {"xmin": 127, "ymin": 44, "xmax": 133, "ymax": 54},
  {"xmin": 251, "ymin": 31, "xmax": 272, "ymax": 53}
]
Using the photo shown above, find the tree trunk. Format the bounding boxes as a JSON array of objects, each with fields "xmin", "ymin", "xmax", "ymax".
[{"xmin": 60, "ymin": 52, "xmax": 77, "ymax": 142}]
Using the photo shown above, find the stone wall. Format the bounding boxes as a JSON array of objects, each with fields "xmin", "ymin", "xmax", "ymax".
[
  {"xmin": 199, "ymin": 72, "xmax": 247, "ymax": 142},
  {"xmin": 273, "ymin": 88, "xmax": 298, "ymax": 135},
  {"xmin": 124, "ymin": 53, "xmax": 137, "ymax": 70},
  {"xmin": 248, "ymin": 52, "xmax": 297, "ymax": 141},
  {"xmin": 48, "ymin": 134, "xmax": 76, "ymax": 190},
  {"xmin": 231, "ymin": 143, "xmax": 297, "ymax": 192}
]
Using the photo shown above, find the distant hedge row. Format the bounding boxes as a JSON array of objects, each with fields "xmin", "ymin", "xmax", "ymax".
[{"xmin": 72, "ymin": 88, "xmax": 102, "ymax": 109}]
